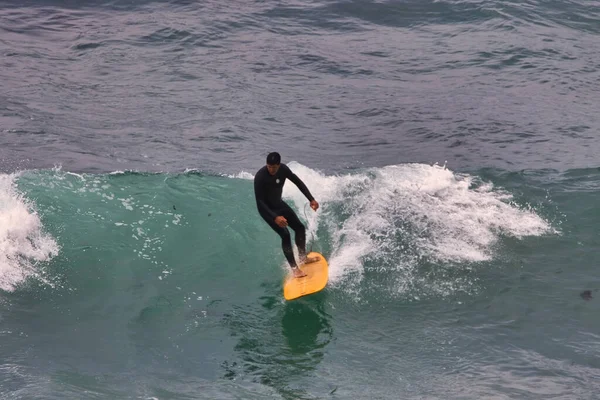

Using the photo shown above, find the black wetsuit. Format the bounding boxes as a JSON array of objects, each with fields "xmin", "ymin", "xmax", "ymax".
[{"xmin": 254, "ymin": 164, "xmax": 314, "ymax": 269}]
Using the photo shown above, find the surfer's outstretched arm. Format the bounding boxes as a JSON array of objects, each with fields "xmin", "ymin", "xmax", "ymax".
[
  {"xmin": 282, "ymin": 164, "xmax": 319, "ymax": 210},
  {"xmin": 282, "ymin": 164, "xmax": 313, "ymax": 201}
]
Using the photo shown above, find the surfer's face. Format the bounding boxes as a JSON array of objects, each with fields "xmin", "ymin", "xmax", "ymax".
[{"xmin": 267, "ymin": 163, "xmax": 280, "ymax": 176}]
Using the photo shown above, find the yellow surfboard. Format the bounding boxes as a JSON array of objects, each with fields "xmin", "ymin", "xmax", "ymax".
[{"xmin": 283, "ymin": 251, "xmax": 328, "ymax": 300}]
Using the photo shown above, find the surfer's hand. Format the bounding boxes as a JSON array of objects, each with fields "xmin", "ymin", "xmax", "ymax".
[
  {"xmin": 310, "ymin": 200, "xmax": 319, "ymax": 211},
  {"xmin": 275, "ymin": 216, "xmax": 288, "ymax": 227}
]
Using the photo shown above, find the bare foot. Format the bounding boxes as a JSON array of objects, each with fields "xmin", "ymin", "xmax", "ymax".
[
  {"xmin": 293, "ymin": 268, "xmax": 307, "ymax": 278},
  {"xmin": 300, "ymin": 255, "xmax": 320, "ymax": 264}
]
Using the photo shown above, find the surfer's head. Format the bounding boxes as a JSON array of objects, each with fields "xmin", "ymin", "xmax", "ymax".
[{"xmin": 266, "ymin": 152, "xmax": 281, "ymax": 175}]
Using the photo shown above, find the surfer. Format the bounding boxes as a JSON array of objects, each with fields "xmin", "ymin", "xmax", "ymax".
[{"xmin": 254, "ymin": 152, "xmax": 320, "ymax": 278}]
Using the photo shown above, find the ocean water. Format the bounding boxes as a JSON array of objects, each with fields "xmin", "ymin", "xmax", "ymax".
[{"xmin": 1, "ymin": 0, "xmax": 600, "ymax": 398}]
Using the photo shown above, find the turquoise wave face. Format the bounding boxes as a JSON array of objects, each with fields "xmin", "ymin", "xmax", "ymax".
[
  {"xmin": 4, "ymin": 162, "xmax": 558, "ymax": 300},
  {"xmin": 9, "ymin": 168, "xmax": 271, "ymax": 296}
]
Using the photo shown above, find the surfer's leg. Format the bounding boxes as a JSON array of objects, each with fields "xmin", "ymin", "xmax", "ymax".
[
  {"xmin": 280, "ymin": 204, "xmax": 306, "ymax": 254},
  {"xmin": 277, "ymin": 227, "xmax": 297, "ymax": 269},
  {"xmin": 281, "ymin": 204, "xmax": 319, "ymax": 264},
  {"xmin": 262, "ymin": 215, "xmax": 298, "ymax": 269},
  {"xmin": 273, "ymin": 225, "xmax": 306, "ymax": 277}
]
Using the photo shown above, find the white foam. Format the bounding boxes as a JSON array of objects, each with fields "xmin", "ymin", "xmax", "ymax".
[
  {"xmin": 227, "ymin": 171, "xmax": 254, "ymax": 180},
  {"xmin": 369, "ymin": 163, "xmax": 553, "ymax": 263},
  {"xmin": 65, "ymin": 171, "xmax": 85, "ymax": 180},
  {"xmin": 286, "ymin": 162, "xmax": 554, "ymax": 296},
  {"xmin": 0, "ymin": 174, "xmax": 60, "ymax": 292}
]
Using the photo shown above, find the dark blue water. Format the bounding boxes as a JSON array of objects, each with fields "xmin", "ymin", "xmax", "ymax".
[
  {"xmin": 1, "ymin": 0, "xmax": 600, "ymax": 398},
  {"xmin": 2, "ymin": 0, "xmax": 599, "ymax": 175}
]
